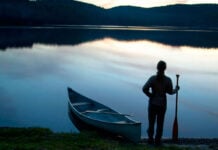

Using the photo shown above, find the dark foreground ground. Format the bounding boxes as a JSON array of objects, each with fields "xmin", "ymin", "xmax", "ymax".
[{"xmin": 0, "ymin": 127, "xmax": 217, "ymax": 150}]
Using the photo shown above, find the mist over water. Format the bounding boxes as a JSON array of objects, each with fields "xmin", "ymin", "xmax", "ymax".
[{"xmin": 0, "ymin": 26, "xmax": 218, "ymax": 138}]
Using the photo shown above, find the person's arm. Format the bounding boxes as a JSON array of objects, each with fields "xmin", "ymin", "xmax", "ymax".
[{"xmin": 142, "ymin": 77, "xmax": 153, "ymax": 98}]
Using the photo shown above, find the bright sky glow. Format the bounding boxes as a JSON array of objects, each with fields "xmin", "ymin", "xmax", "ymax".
[{"xmin": 76, "ymin": 0, "xmax": 218, "ymax": 8}]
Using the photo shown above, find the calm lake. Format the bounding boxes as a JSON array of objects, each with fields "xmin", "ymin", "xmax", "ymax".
[{"xmin": 0, "ymin": 26, "xmax": 218, "ymax": 138}]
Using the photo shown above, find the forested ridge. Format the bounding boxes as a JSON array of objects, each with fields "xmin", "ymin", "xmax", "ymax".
[{"xmin": 0, "ymin": 0, "xmax": 218, "ymax": 27}]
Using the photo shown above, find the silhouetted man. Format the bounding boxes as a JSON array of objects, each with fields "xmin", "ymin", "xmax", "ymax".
[{"xmin": 142, "ymin": 60, "xmax": 179, "ymax": 146}]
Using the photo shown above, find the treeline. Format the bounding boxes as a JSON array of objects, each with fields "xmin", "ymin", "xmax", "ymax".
[
  {"xmin": 0, "ymin": 0, "xmax": 218, "ymax": 27},
  {"xmin": 107, "ymin": 5, "xmax": 218, "ymax": 27},
  {"xmin": 0, "ymin": 0, "xmax": 107, "ymax": 25}
]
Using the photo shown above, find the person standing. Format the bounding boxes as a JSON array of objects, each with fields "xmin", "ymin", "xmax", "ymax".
[{"xmin": 142, "ymin": 60, "xmax": 179, "ymax": 145}]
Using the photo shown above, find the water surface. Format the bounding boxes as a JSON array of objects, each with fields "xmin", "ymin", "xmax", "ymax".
[{"xmin": 0, "ymin": 26, "xmax": 218, "ymax": 138}]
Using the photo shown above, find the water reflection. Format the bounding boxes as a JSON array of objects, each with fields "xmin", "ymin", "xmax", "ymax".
[
  {"xmin": 0, "ymin": 32, "xmax": 218, "ymax": 138},
  {"xmin": 1, "ymin": 26, "xmax": 218, "ymax": 51},
  {"xmin": 0, "ymin": 87, "xmax": 17, "ymax": 126}
]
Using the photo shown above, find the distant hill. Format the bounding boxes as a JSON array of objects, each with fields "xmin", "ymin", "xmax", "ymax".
[
  {"xmin": 0, "ymin": 0, "xmax": 218, "ymax": 27},
  {"xmin": 107, "ymin": 5, "xmax": 218, "ymax": 27}
]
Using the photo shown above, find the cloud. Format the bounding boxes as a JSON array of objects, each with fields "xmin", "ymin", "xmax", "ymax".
[{"xmin": 0, "ymin": 45, "xmax": 69, "ymax": 80}]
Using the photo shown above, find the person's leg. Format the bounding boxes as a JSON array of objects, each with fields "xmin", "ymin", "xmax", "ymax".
[
  {"xmin": 155, "ymin": 106, "xmax": 166, "ymax": 145},
  {"xmin": 147, "ymin": 104, "xmax": 156, "ymax": 144}
]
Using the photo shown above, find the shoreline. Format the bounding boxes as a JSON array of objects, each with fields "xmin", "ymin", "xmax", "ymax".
[
  {"xmin": 0, "ymin": 25, "xmax": 218, "ymax": 32},
  {"xmin": 1, "ymin": 127, "xmax": 217, "ymax": 149},
  {"xmin": 142, "ymin": 138, "xmax": 218, "ymax": 145}
]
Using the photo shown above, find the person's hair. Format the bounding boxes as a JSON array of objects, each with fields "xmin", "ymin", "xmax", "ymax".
[{"xmin": 157, "ymin": 60, "xmax": 166, "ymax": 71}]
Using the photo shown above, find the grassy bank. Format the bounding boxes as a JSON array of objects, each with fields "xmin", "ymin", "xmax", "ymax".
[{"xmin": 0, "ymin": 127, "xmax": 192, "ymax": 150}]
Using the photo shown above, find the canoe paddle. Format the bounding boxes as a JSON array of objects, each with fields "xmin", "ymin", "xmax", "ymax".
[{"xmin": 172, "ymin": 74, "xmax": 180, "ymax": 142}]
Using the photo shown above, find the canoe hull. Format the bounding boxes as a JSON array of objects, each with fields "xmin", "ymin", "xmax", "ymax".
[{"xmin": 67, "ymin": 87, "xmax": 141, "ymax": 142}]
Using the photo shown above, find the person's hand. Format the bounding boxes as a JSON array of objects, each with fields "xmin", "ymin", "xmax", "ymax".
[{"xmin": 176, "ymin": 85, "xmax": 180, "ymax": 91}]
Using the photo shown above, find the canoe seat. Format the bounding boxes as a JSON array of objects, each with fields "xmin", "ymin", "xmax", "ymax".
[
  {"xmin": 72, "ymin": 102, "xmax": 90, "ymax": 106},
  {"xmin": 114, "ymin": 121, "xmax": 127, "ymax": 124},
  {"xmin": 96, "ymin": 109, "xmax": 108, "ymax": 112},
  {"xmin": 82, "ymin": 109, "xmax": 109, "ymax": 114}
]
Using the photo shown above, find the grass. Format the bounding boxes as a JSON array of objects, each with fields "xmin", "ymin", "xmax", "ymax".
[{"xmin": 0, "ymin": 127, "xmax": 190, "ymax": 150}]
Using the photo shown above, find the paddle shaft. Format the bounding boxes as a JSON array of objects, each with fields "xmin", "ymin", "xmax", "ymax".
[{"xmin": 172, "ymin": 74, "xmax": 179, "ymax": 142}]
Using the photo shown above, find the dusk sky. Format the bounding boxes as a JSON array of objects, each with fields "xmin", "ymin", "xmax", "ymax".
[{"xmin": 76, "ymin": 0, "xmax": 218, "ymax": 8}]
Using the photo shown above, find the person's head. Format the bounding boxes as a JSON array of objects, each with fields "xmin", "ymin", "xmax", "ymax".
[{"xmin": 157, "ymin": 60, "xmax": 166, "ymax": 74}]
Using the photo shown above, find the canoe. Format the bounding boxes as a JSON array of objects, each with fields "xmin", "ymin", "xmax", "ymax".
[{"xmin": 67, "ymin": 87, "xmax": 141, "ymax": 142}]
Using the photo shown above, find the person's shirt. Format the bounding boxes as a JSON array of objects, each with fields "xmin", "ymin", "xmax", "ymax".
[{"xmin": 143, "ymin": 74, "xmax": 173, "ymax": 106}]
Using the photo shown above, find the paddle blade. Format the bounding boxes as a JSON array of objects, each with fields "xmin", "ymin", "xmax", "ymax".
[{"xmin": 172, "ymin": 117, "xmax": 178, "ymax": 142}]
